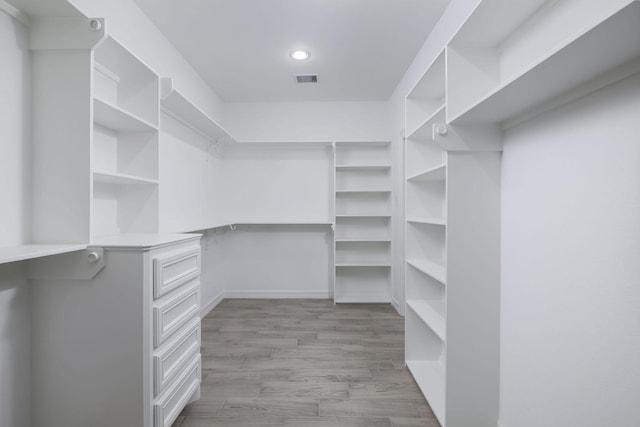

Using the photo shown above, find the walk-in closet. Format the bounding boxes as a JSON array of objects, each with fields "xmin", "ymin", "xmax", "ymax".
[{"xmin": 1, "ymin": 0, "xmax": 639, "ymax": 426}]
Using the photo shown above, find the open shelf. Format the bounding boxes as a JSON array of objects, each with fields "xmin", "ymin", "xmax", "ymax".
[
  {"xmin": 335, "ymin": 165, "xmax": 391, "ymax": 170},
  {"xmin": 335, "ymin": 262, "xmax": 392, "ymax": 267},
  {"xmin": 406, "ymin": 360, "xmax": 446, "ymax": 424},
  {"xmin": 407, "ymin": 103, "xmax": 446, "ymax": 141},
  {"xmin": 160, "ymin": 77, "xmax": 233, "ymax": 141},
  {"xmin": 94, "ymin": 98, "xmax": 157, "ymax": 132},
  {"xmin": 406, "ymin": 50, "xmax": 445, "ymax": 136},
  {"xmin": 406, "ymin": 217, "xmax": 446, "ymax": 226},
  {"xmin": 448, "ymin": 1, "xmax": 640, "ymax": 124},
  {"xmin": 94, "ymin": 36, "xmax": 159, "ymax": 127},
  {"xmin": 93, "ymin": 171, "xmax": 159, "ymax": 185},
  {"xmin": 334, "ymin": 265, "xmax": 390, "ymax": 303},
  {"xmin": 407, "ymin": 164, "xmax": 446, "ymax": 182},
  {"xmin": 0, "ymin": 244, "xmax": 88, "ymax": 265},
  {"xmin": 406, "ymin": 259, "xmax": 446, "ymax": 285},
  {"xmin": 407, "ymin": 300, "xmax": 446, "ymax": 342}
]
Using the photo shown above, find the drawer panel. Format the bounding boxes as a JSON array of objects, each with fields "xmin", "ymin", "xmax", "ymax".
[
  {"xmin": 154, "ymin": 280, "xmax": 200, "ymax": 347},
  {"xmin": 154, "ymin": 317, "xmax": 201, "ymax": 396},
  {"xmin": 153, "ymin": 246, "xmax": 200, "ymax": 299},
  {"xmin": 154, "ymin": 354, "xmax": 201, "ymax": 427}
]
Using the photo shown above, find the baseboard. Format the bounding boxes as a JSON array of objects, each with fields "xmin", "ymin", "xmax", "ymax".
[
  {"xmin": 222, "ymin": 290, "xmax": 332, "ymax": 299},
  {"xmin": 391, "ymin": 297, "xmax": 404, "ymax": 316},
  {"xmin": 200, "ymin": 292, "xmax": 225, "ymax": 318}
]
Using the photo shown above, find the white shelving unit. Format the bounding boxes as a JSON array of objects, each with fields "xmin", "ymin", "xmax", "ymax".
[
  {"xmin": 447, "ymin": 0, "xmax": 640, "ymax": 125},
  {"xmin": 91, "ymin": 36, "xmax": 160, "ymax": 239},
  {"xmin": 404, "ymin": 38, "xmax": 501, "ymax": 427},
  {"xmin": 403, "ymin": 2, "xmax": 640, "ymax": 426},
  {"xmin": 334, "ymin": 141, "xmax": 392, "ymax": 303}
]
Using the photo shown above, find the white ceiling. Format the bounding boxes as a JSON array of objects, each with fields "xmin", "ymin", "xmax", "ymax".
[{"xmin": 132, "ymin": 0, "xmax": 450, "ymax": 102}]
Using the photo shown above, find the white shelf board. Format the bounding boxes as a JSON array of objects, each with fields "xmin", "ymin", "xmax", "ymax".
[
  {"xmin": 406, "ymin": 258, "xmax": 446, "ymax": 284},
  {"xmin": 336, "ymin": 262, "xmax": 392, "ymax": 267},
  {"xmin": 407, "ymin": 300, "xmax": 446, "ymax": 342},
  {"xmin": 335, "ymin": 165, "xmax": 391, "ymax": 171},
  {"xmin": 335, "ymin": 238, "xmax": 391, "ymax": 243},
  {"xmin": 161, "ymin": 84, "xmax": 232, "ymax": 141},
  {"xmin": 0, "ymin": 244, "xmax": 87, "ymax": 265},
  {"xmin": 335, "ymin": 190, "xmax": 392, "ymax": 194},
  {"xmin": 407, "ymin": 104, "xmax": 446, "ymax": 140},
  {"xmin": 172, "ymin": 220, "xmax": 333, "ymax": 233},
  {"xmin": 93, "ymin": 171, "xmax": 159, "ymax": 185},
  {"xmin": 449, "ymin": 2, "xmax": 640, "ymax": 124},
  {"xmin": 406, "ymin": 217, "xmax": 446, "ymax": 226},
  {"xmin": 406, "ymin": 360, "xmax": 445, "ymax": 425},
  {"xmin": 93, "ymin": 97, "xmax": 157, "ymax": 132},
  {"xmin": 407, "ymin": 164, "xmax": 446, "ymax": 182},
  {"xmin": 335, "ymin": 214, "xmax": 391, "ymax": 218},
  {"xmin": 335, "ymin": 295, "xmax": 390, "ymax": 304}
]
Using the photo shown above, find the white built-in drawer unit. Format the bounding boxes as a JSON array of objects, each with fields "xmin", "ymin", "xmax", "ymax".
[
  {"xmin": 154, "ymin": 317, "xmax": 201, "ymax": 396},
  {"xmin": 153, "ymin": 279, "xmax": 200, "ymax": 347},
  {"xmin": 153, "ymin": 247, "xmax": 200, "ymax": 298},
  {"xmin": 31, "ymin": 234, "xmax": 202, "ymax": 427},
  {"xmin": 154, "ymin": 354, "xmax": 202, "ymax": 427}
]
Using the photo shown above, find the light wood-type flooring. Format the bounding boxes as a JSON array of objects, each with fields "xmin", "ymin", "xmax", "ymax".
[{"xmin": 172, "ymin": 299, "xmax": 440, "ymax": 427}]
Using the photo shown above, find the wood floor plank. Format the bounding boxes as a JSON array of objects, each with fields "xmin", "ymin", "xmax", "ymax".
[
  {"xmin": 175, "ymin": 299, "xmax": 439, "ymax": 427},
  {"xmin": 218, "ymin": 398, "xmax": 319, "ymax": 417},
  {"xmin": 259, "ymin": 381, "xmax": 349, "ymax": 402}
]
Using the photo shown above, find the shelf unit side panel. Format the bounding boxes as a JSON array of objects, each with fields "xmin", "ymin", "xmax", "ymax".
[
  {"xmin": 445, "ymin": 152, "xmax": 501, "ymax": 427},
  {"xmin": 31, "ymin": 51, "xmax": 92, "ymax": 244}
]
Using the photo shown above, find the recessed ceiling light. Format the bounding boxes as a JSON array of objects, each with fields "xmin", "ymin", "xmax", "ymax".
[{"xmin": 290, "ymin": 50, "xmax": 310, "ymax": 61}]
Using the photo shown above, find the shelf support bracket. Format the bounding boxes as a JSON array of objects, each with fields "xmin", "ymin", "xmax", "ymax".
[
  {"xmin": 28, "ymin": 248, "xmax": 105, "ymax": 281},
  {"xmin": 433, "ymin": 123, "xmax": 503, "ymax": 152}
]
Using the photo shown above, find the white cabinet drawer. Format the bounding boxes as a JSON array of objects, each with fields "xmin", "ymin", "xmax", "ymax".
[
  {"xmin": 154, "ymin": 317, "xmax": 201, "ymax": 396},
  {"xmin": 154, "ymin": 354, "xmax": 201, "ymax": 427},
  {"xmin": 153, "ymin": 246, "xmax": 200, "ymax": 299},
  {"xmin": 153, "ymin": 280, "xmax": 200, "ymax": 347}
]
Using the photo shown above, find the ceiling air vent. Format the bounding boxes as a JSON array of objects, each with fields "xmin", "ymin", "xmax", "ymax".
[{"xmin": 295, "ymin": 74, "xmax": 318, "ymax": 83}]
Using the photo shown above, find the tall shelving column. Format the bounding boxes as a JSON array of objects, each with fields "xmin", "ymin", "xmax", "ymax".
[
  {"xmin": 91, "ymin": 36, "xmax": 160, "ymax": 239},
  {"xmin": 404, "ymin": 50, "xmax": 448, "ymax": 424},
  {"xmin": 333, "ymin": 141, "xmax": 392, "ymax": 303},
  {"xmin": 404, "ymin": 46, "xmax": 502, "ymax": 427}
]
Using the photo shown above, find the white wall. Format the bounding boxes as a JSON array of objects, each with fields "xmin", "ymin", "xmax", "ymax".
[
  {"xmin": 385, "ymin": 0, "xmax": 478, "ymax": 312},
  {"xmin": 215, "ymin": 225, "xmax": 333, "ymax": 299},
  {"xmin": 223, "ymin": 101, "xmax": 390, "ymax": 142},
  {"xmin": 500, "ymin": 73, "xmax": 640, "ymax": 427},
  {"xmin": 0, "ymin": 10, "xmax": 32, "ymax": 427}
]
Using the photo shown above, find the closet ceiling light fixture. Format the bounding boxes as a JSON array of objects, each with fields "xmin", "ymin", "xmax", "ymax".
[{"xmin": 290, "ymin": 50, "xmax": 310, "ymax": 60}]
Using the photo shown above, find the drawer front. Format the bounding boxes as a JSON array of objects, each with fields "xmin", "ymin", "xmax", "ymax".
[
  {"xmin": 154, "ymin": 317, "xmax": 201, "ymax": 396},
  {"xmin": 154, "ymin": 280, "xmax": 200, "ymax": 347},
  {"xmin": 154, "ymin": 354, "xmax": 201, "ymax": 427},
  {"xmin": 153, "ymin": 246, "xmax": 200, "ymax": 299}
]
